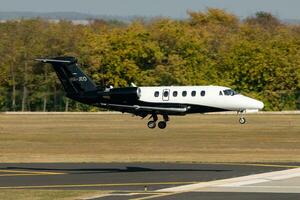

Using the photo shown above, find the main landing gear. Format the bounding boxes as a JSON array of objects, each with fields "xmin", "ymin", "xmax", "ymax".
[
  {"xmin": 147, "ymin": 114, "xmax": 169, "ymax": 129},
  {"xmin": 238, "ymin": 110, "xmax": 246, "ymax": 124}
]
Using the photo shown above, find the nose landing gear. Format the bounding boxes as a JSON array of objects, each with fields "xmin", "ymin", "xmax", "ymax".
[
  {"xmin": 238, "ymin": 110, "xmax": 246, "ymax": 124},
  {"xmin": 239, "ymin": 117, "xmax": 246, "ymax": 124},
  {"xmin": 147, "ymin": 114, "xmax": 169, "ymax": 129}
]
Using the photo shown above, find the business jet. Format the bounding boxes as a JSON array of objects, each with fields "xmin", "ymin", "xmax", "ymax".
[{"xmin": 36, "ymin": 56, "xmax": 264, "ymax": 129}]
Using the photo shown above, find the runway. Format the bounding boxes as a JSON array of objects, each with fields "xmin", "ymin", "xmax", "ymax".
[{"xmin": 0, "ymin": 163, "xmax": 299, "ymax": 199}]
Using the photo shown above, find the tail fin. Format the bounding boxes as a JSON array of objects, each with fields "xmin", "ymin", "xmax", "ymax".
[{"xmin": 36, "ymin": 57, "xmax": 97, "ymax": 96}]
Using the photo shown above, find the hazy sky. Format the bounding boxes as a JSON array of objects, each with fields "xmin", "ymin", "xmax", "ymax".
[{"xmin": 0, "ymin": 0, "xmax": 300, "ymax": 19}]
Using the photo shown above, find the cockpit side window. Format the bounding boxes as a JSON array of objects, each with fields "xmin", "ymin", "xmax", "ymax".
[
  {"xmin": 223, "ymin": 89, "xmax": 238, "ymax": 96},
  {"xmin": 219, "ymin": 91, "xmax": 223, "ymax": 96}
]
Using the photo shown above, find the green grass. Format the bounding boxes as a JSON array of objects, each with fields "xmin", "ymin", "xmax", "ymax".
[{"xmin": 0, "ymin": 113, "xmax": 299, "ymax": 163}]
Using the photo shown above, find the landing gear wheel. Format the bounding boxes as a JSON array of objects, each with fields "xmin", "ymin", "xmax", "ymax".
[
  {"xmin": 158, "ymin": 121, "xmax": 167, "ymax": 129},
  {"xmin": 147, "ymin": 121, "xmax": 156, "ymax": 129},
  {"xmin": 239, "ymin": 117, "xmax": 246, "ymax": 124}
]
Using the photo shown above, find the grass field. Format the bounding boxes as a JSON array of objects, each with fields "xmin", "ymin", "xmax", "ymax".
[
  {"xmin": 0, "ymin": 190, "xmax": 106, "ymax": 200},
  {"xmin": 0, "ymin": 113, "xmax": 299, "ymax": 163}
]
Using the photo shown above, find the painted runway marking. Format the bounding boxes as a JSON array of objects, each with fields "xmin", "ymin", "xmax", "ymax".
[
  {"xmin": 236, "ymin": 186, "xmax": 300, "ymax": 188},
  {"xmin": 207, "ymin": 163, "xmax": 300, "ymax": 169},
  {"xmin": 0, "ymin": 181, "xmax": 198, "ymax": 189},
  {"xmin": 0, "ymin": 169, "xmax": 65, "ymax": 177},
  {"xmin": 219, "ymin": 179, "xmax": 269, "ymax": 187},
  {"xmin": 219, "ymin": 168, "xmax": 300, "ymax": 187},
  {"xmin": 126, "ymin": 167, "xmax": 300, "ymax": 199},
  {"xmin": 0, "ymin": 173, "xmax": 58, "ymax": 177},
  {"xmin": 130, "ymin": 192, "xmax": 179, "ymax": 200},
  {"xmin": 81, "ymin": 192, "xmax": 166, "ymax": 200},
  {"xmin": 158, "ymin": 167, "xmax": 300, "ymax": 192}
]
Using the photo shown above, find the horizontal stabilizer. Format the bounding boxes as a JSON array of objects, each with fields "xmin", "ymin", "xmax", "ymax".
[
  {"xmin": 35, "ymin": 58, "xmax": 71, "ymax": 63},
  {"xmin": 35, "ymin": 57, "xmax": 77, "ymax": 64}
]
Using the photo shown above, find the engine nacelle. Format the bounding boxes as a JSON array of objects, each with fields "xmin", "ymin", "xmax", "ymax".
[{"xmin": 103, "ymin": 87, "xmax": 141, "ymax": 104}]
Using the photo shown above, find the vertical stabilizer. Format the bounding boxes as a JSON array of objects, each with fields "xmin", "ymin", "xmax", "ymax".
[{"xmin": 36, "ymin": 57, "xmax": 97, "ymax": 95}]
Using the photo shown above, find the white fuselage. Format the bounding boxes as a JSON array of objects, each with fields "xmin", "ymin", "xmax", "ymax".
[{"xmin": 138, "ymin": 86, "xmax": 264, "ymax": 112}]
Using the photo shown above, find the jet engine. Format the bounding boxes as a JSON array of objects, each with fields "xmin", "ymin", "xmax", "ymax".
[{"xmin": 102, "ymin": 87, "xmax": 141, "ymax": 103}]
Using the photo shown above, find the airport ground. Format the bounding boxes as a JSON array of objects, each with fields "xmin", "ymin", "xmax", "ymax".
[
  {"xmin": 0, "ymin": 113, "xmax": 300, "ymax": 163},
  {"xmin": 0, "ymin": 113, "xmax": 299, "ymax": 199}
]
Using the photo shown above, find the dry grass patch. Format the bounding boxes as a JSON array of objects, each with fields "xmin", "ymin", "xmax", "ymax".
[
  {"xmin": 0, "ymin": 113, "xmax": 299, "ymax": 163},
  {"xmin": 0, "ymin": 190, "xmax": 106, "ymax": 200}
]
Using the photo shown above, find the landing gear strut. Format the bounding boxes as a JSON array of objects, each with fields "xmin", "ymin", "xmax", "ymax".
[
  {"xmin": 147, "ymin": 114, "xmax": 169, "ymax": 129},
  {"xmin": 238, "ymin": 110, "xmax": 246, "ymax": 124}
]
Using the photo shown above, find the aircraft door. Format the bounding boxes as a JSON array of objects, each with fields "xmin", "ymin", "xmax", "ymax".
[{"xmin": 162, "ymin": 89, "xmax": 170, "ymax": 101}]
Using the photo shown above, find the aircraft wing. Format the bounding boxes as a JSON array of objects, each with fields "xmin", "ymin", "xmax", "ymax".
[{"xmin": 100, "ymin": 103, "xmax": 188, "ymax": 113}]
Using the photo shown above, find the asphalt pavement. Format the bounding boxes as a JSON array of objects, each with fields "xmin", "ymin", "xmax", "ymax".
[{"xmin": 0, "ymin": 163, "xmax": 299, "ymax": 199}]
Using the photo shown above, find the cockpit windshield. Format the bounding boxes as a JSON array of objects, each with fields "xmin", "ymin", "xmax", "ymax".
[{"xmin": 223, "ymin": 89, "xmax": 238, "ymax": 96}]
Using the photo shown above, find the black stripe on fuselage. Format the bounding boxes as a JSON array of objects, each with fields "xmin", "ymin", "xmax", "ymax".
[
  {"xmin": 96, "ymin": 100, "xmax": 228, "ymax": 115},
  {"xmin": 138, "ymin": 101, "xmax": 228, "ymax": 114}
]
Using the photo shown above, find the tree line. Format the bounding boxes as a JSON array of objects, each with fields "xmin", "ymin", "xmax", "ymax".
[{"xmin": 0, "ymin": 9, "xmax": 299, "ymax": 111}]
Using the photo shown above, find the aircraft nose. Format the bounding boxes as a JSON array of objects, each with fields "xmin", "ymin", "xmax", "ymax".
[
  {"xmin": 256, "ymin": 100, "xmax": 264, "ymax": 110},
  {"xmin": 244, "ymin": 96, "xmax": 264, "ymax": 110}
]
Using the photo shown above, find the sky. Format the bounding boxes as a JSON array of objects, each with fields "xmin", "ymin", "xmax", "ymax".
[{"xmin": 0, "ymin": 0, "xmax": 300, "ymax": 19}]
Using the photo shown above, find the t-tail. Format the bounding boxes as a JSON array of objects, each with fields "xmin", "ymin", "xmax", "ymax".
[{"xmin": 36, "ymin": 56, "xmax": 99, "ymax": 104}]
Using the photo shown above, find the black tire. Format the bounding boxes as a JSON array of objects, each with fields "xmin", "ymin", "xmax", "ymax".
[
  {"xmin": 147, "ymin": 121, "xmax": 156, "ymax": 129},
  {"xmin": 239, "ymin": 117, "xmax": 246, "ymax": 124},
  {"xmin": 158, "ymin": 121, "xmax": 167, "ymax": 129}
]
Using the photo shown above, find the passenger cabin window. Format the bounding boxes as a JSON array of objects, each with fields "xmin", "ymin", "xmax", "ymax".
[
  {"xmin": 191, "ymin": 91, "xmax": 196, "ymax": 97},
  {"xmin": 173, "ymin": 91, "xmax": 178, "ymax": 97},
  {"xmin": 201, "ymin": 90, "xmax": 206, "ymax": 96},
  {"xmin": 182, "ymin": 91, "xmax": 187, "ymax": 97},
  {"xmin": 219, "ymin": 91, "xmax": 223, "ymax": 96},
  {"xmin": 223, "ymin": 89, "xmax": 238, "ymax": 96},
  {"xmin": 163, "ymin": 91, "xmax": 169, "ymax": 97},
  {"xmin": 154, "ymin": 91, "xmax": 159, "ymax": 97}
]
